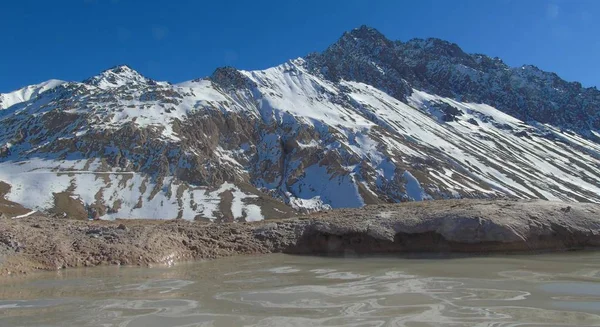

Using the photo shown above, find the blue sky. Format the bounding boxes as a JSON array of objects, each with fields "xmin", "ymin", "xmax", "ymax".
[{"xmin": 1, "ymin": 0, "xmax": 598, "ymax": 92}]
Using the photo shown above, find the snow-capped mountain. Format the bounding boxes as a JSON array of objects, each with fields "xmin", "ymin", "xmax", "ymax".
[
  {"xmin": 1, "ymin": 26, "xmax": 599, "ymax": 220},
  {"xmin": 0, "ymin": 79, "xmax": 65, "ymax": 110}
]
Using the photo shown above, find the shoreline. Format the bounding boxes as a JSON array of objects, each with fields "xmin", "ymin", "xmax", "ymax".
[{"xmin": 1, "ymin": 199, "xmax": 599, "ymax": 277}]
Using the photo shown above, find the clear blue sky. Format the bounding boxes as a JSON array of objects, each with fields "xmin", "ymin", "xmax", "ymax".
[{"xmin": 1, "ymin": 0, "xmax": 598, "ymax": 92}]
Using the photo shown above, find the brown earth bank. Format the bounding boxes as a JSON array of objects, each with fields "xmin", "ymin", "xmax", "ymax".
[{"xmin": 1, "ymin": 199, "xmax": 600, "ymax": 277}]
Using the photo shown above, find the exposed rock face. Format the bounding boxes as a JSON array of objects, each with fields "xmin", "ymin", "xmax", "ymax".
[
  {"xmin": 306, "ymin": 26, "xmax": 413, "ymax": 100},
  {"xmin": 308, "ymin": 25, "xmax": 600, "ymax": 135},
  {"xmin": 289, "ymin": 200, "xmax": 600, "ymax": 254},
  {"xmin": 0, "ymin": 26, "xmax": 599, "ymax": 220},
  {"xmin": 1, "ymin": 200, "xmax": 600, "ymax": 276}
]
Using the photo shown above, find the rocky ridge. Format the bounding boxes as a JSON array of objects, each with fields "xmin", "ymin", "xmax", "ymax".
[{"xmin": 307, "ymin": 26, "xmax": 600, "ymax": 137}]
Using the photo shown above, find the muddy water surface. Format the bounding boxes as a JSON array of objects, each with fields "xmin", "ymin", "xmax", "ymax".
[{"xmin": 1, "ymin": 252, "xmax": 600, "ymax": 326}]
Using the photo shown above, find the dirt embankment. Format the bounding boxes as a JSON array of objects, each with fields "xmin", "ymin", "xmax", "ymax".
[{"xmin": 1, "ymin": 199, "xmax": 600, "ymax": 276}]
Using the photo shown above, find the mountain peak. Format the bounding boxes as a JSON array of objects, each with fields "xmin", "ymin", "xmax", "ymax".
[
  {"xmin": 106, "ymin": 64, "xmax": 136, "ymax": 74},
  {"xmin": 304, "ymin": 25, "xmax": 411, "ymax": 99},
  {"xmin": 83, "ymin": 65, "xmax": 154, "ymax": 90},
  {"xmin": 322, "ymin": 25, "xmax": 395, "ymax": 57},
  {"xmin": 336, "ymin": 25, "xmax": 389, "ymax": 47},
  {"xmin": 346, "ymin": 25, "xmax": 385, "ymax": 39}
]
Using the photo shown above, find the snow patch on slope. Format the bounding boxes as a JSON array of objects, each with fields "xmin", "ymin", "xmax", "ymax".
[
  {"xmin": 403, "ymin": 171, "xmax": 430, "ymax": 201},
  {"xmin": 289, "ymin": 164, "xmax": 365, "ymax": 209},
  {"xmin": 0, "ymin": 158, "xmax": 264, "ymax": 221},
  {"xmin": 241, "ymin": 60, "xmax": 374, "ymax": 130}
]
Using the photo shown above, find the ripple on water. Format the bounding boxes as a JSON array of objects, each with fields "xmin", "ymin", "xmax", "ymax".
[
  {"xmin": 112, "ymin": 279, "xmax": 195, "ymax": 294},
  {"xmin": 0, "ymin": 298, "xmax": 73, "ymax": 309},
  {"xmin": 497, "ymin": 270, "xmax": 551, "ymax": 281},
  {"xmin": 264, "ymin": 266, "xmax": 301, "ymax": 274},
  {"xmin": 3, "ymin": 253, "xmax": 600, "ymax": 326},
  {"xmin": 309, "ymin": 268, "xmax": 338, "ymax": 274},
  {"xmin": 316, "ymin": 272, "xmax": 368, "ymax": 280}
]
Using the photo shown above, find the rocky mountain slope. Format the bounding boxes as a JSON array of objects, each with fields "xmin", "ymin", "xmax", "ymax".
[{"xmin": 0, "ymin": 26, "xmax": 599, "ymax": 220}]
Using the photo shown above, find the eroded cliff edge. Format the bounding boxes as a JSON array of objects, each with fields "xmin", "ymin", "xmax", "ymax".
[{"xmin": 1, "ymin": 199, "xmax": 599, "ymax": 276}]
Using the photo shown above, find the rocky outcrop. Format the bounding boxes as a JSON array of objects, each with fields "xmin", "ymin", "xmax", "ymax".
[
  {"xmin": 1, "ymin": 200, "xmax": 599, "ymax": 276},
  {"xmin": 289, "ymin": 200, "xmax": 600, "ymax": 254}
]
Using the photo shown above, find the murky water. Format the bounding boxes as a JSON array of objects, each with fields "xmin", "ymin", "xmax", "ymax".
[{"xmin": 1, "ymin": 252, "xmax": 600, "ymax": 326}]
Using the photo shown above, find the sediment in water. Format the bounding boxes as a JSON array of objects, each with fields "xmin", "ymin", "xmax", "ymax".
[{"xmin": 1, "ymin": 199, "xmax": 599, "ymax": 276}]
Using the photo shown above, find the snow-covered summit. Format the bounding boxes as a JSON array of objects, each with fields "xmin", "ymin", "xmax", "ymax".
[
  {"xmin": 0, "ymin": 79, "xmax": 65, "ymax": 110},
  {"xmin": 83, "ymin": 65, "xmax": 158, "ymax": 90}
]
